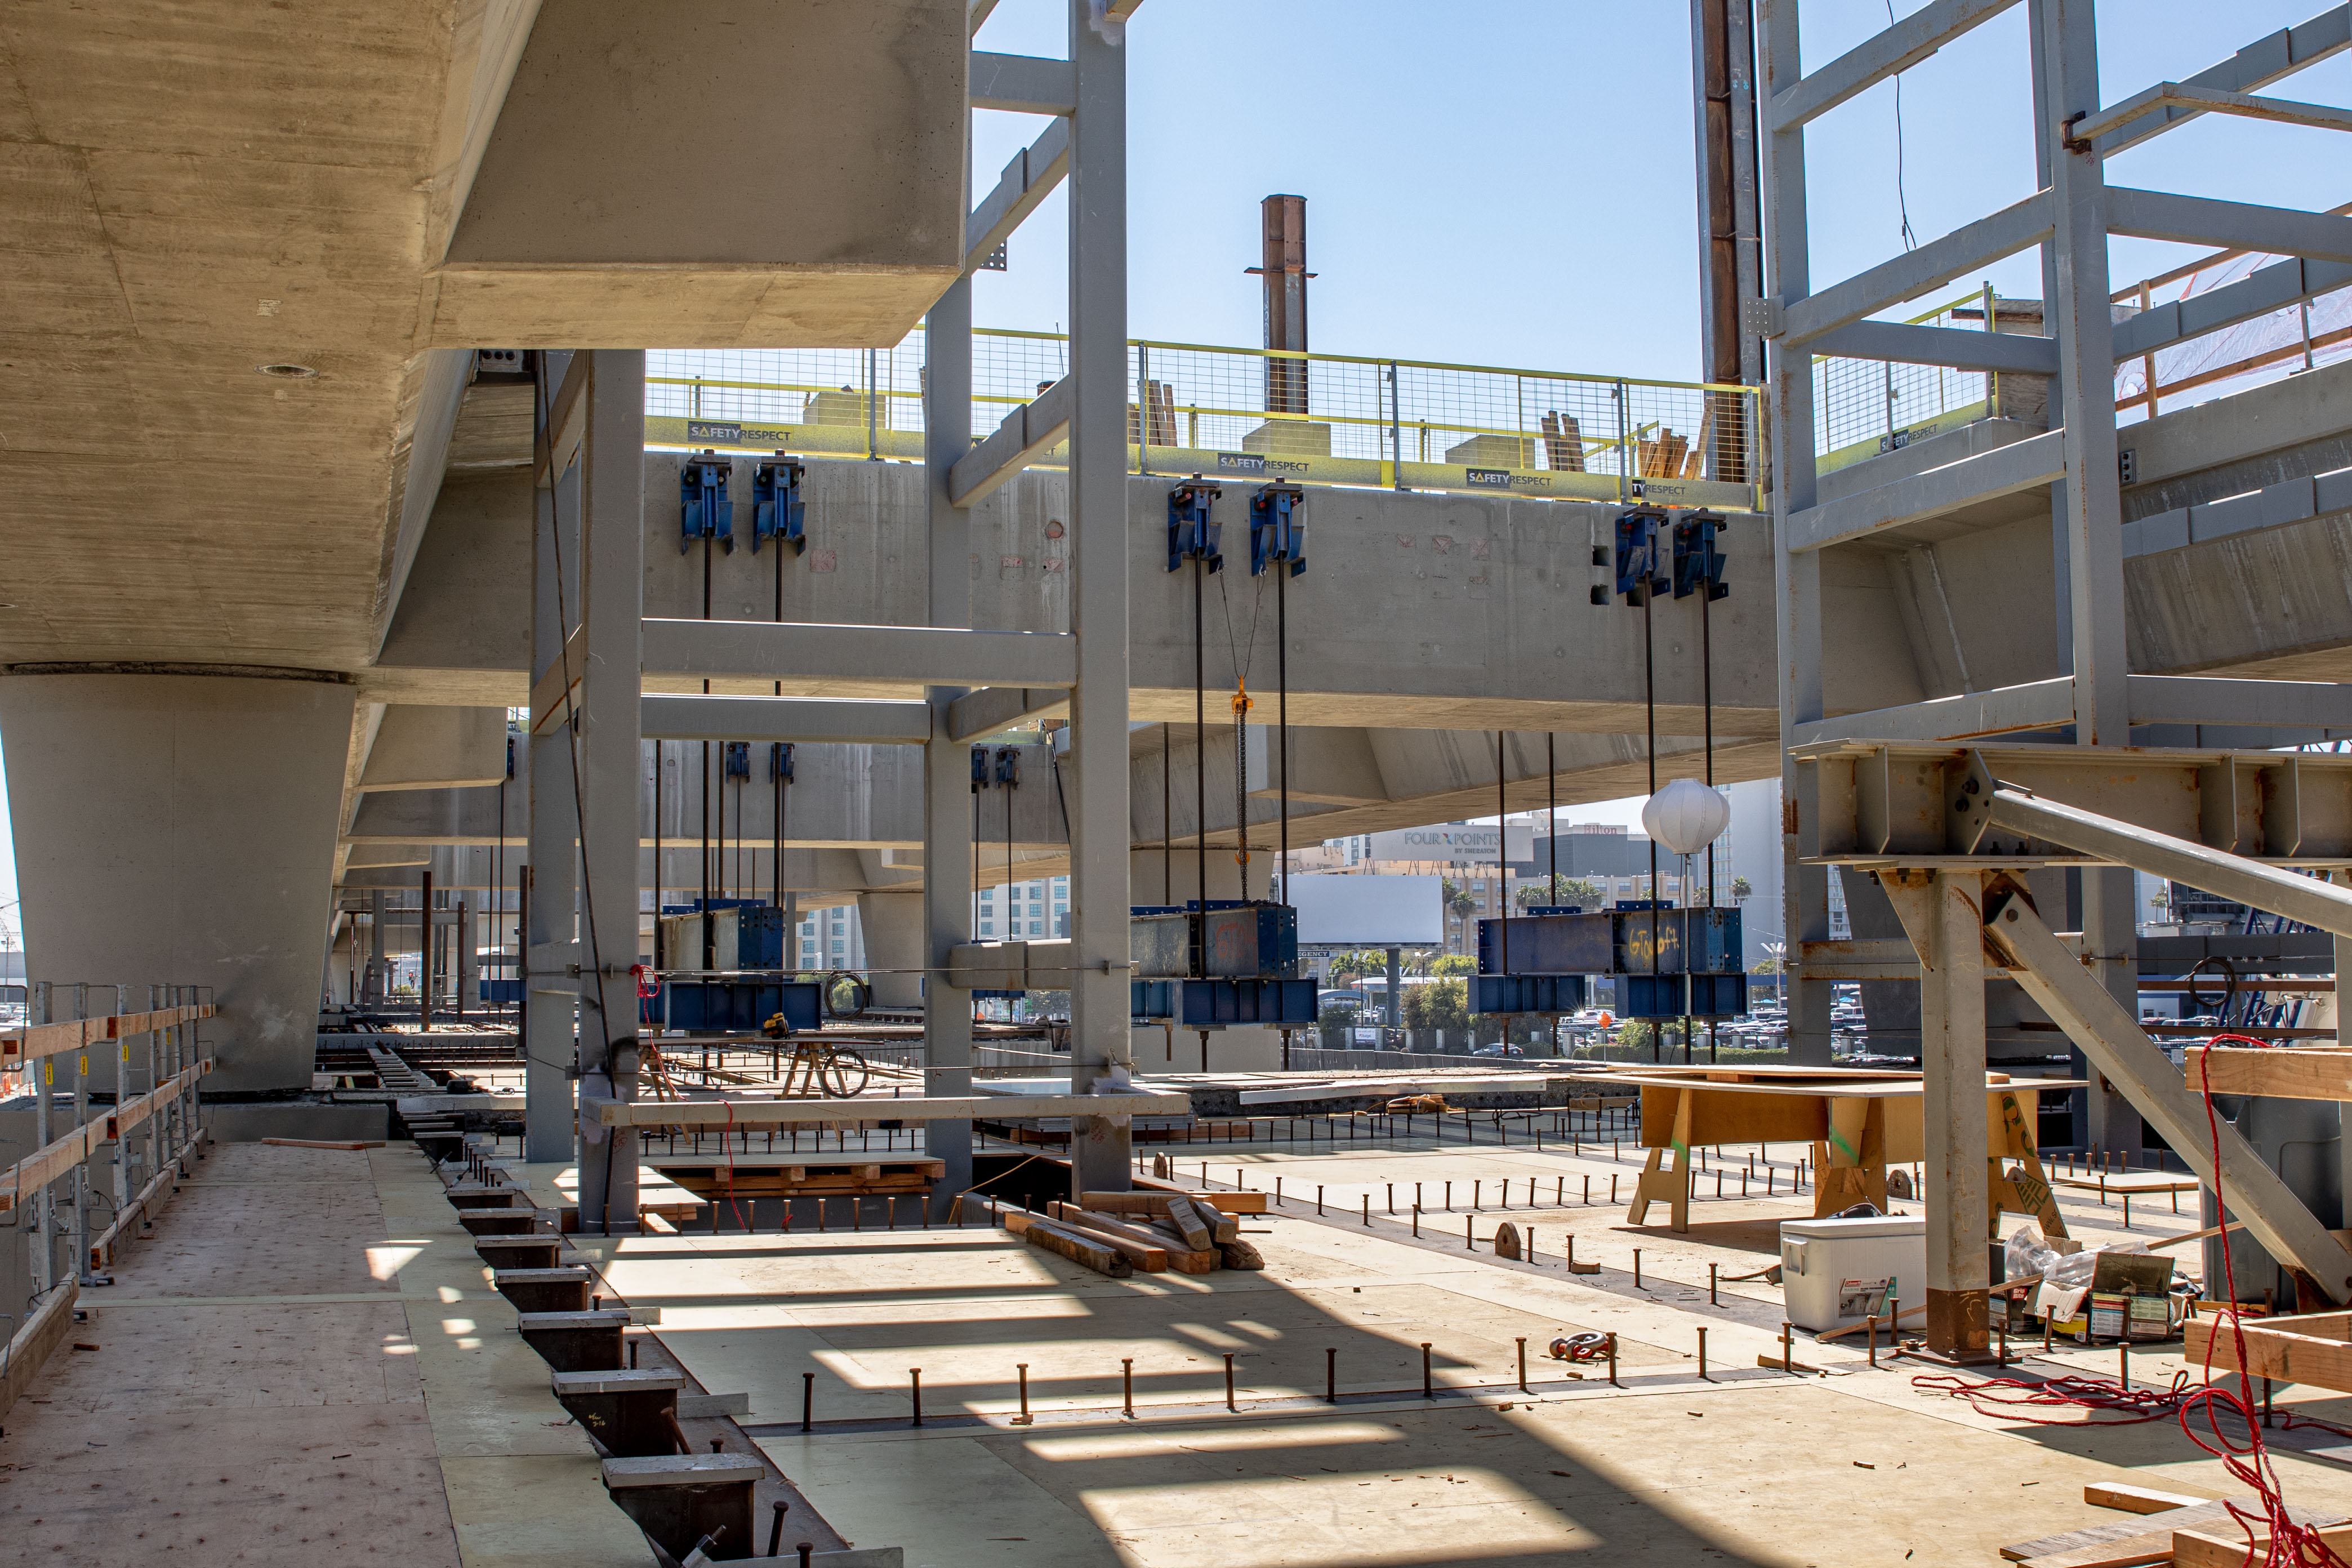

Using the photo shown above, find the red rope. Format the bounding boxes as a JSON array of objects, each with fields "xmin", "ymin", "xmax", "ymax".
[{"xmin": 1908, "ymin": 1032, "xmax": 2345, "ymax": 1567}]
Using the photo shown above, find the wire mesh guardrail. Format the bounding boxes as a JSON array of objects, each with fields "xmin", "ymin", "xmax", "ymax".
[
  {"xmin": 647, "ymin": 333, "xmax": 1763, "ymax": 513},
  {"xmin": 1815, "ymin": 287, "xmax": 1997, "ymax": 473}
]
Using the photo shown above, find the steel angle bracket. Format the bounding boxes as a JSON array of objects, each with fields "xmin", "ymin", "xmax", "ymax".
[
  {"xmin": 1614, "ymin": 506, "xmax": 1671, "ymax": 605},
  {"xmin": 1248, "ymin": 482, "xmax": 1306, "ymax": 577}
]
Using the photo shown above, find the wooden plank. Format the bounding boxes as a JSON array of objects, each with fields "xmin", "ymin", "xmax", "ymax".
[
  {"xmin": 105, "ymin": 1062, "xmax": 211, "ymax": 1141},
  {"xmin": 2084, "ymin": 1482, "xmax": 2212, "ymax": 1514},
  {"xmin": 1044, "ymin": 1204, "xmax": 1169, "ymax": 1271},
  {"xmin": 0, "ymin": 1122, "xmax": 101, "ymax": 1213},
  {"xmin": 1018, "ymin": 1214, "xmax": 1133, "ymax": 1277},
  {"xmin": 0, "ymin": 1004, "xmax": 212, "ymax": 1063},
  {"xmin": 2175, "ymin": 1520, "xmax": 2352, "ymax": 1568},
  {"xmin": 0, "ymin": 1282, "xmax": 78, "ymax": 1423},
  {"xmin": 1127, "ymin": 1177, "xmax": 1268, "ymax": 1213},
  {"xmin": 2186, "ymin": 1310, "xmax": 2352, "ymax": 1392},
  {"xmin": 2187, "ymin": 1045, "xmax": 2352, "ymax": 1101}
]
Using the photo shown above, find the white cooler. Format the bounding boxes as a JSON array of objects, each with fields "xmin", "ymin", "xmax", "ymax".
[{"xmin": 1779, "ymin": 1214, "xmax": 1927, "ymax": 1332}]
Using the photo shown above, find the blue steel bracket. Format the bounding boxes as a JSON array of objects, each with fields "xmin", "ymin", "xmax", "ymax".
[
  {"xmin": 1166, "ymin": 479, "xmax": 1223, "ymax": 574},
  {"xmin": 723, "ymin": 741, "xmax": 751, "ymax": 779},
  {"xmin": 680, "ymin": 452, "xmax": 733, "ymax": 555},
  {"xmin": 1248, "ymin": 482, "xmax": 1306, "ymax": 577},
  {"xmin": 1613, "ymin": 506, "xmax": 1669, "ymax": 604},
  {"xmin": 971, "ymin": 746, "xmax": 991, "ymax": 791},
  {"xmin": 994, "ymin": 746, "xmax": 1020, "ymax": 789},
  {"xmin": 752, "ymin": 454, "xmax": 807, "ymax": 555},
  {"xmin": 769, "ymin": 741, "xmax": 795, "ymax": 783},
  {"xmin": 1672, "ymin": 511, "xmax": 1729, "ymax": 600}
]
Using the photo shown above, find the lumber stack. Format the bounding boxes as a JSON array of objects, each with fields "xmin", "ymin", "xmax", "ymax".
[
  {"xmin": 1998, "ymin": 1482, "xmax": 2346, "ymax": 1566},
  {"xmin": 972, "ymin": 1190, "xmax": 1268, "ymax": 1279}
]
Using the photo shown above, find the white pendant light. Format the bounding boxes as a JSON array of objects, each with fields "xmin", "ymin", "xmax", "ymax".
[{"xmin": 1641, "ymin": 778, "xmax": 1730, "ymax": 857}]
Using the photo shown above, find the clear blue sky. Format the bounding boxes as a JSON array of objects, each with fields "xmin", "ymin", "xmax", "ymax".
[{"xmin": 3, "ymin": 0, "xmax": 2347, "ymax": 937}]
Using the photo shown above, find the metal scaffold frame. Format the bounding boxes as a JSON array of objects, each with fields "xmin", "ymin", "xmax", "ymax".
[{"xmin": 1761, "ymin": 0, "xmax": 2352, "ymax": 1356}]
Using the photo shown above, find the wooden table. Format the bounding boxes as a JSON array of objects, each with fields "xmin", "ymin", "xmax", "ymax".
[{"xmin": 1566, "ymin": 1064, "xmax": 2081, "ymax": 1236}]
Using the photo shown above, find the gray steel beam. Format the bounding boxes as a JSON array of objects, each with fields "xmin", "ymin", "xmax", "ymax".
[
  {"xmin": 639, "ymin": 694, "xmax": 931, "ymax": 745},
  {"xmin": 1792, "ymin": 676, "xmax": 2075, "ymax": 745},
  {"xmin": 2108, "ymin": 186, "xmax": 2352, "ymax": 264},
  {"xmin": 969, "ymin": 0, "xmax": 1000, "ymax": 37},
  {"xmin": 1807, "ymin": 319, "xmax": 2060, "ymax": 376},
  {"xmin": 1987, "ymin": 893, "xmax": 2352, "ymax": 1303},
  {"xmin": 1766, "ymin": 0, "xmax": 2020, "ymax": 133},
  {"xmin": 1786, "ymin": 428, "xmax": 2065, "ymax": 551},
  {"xmin": 573, "ymin": 350, "xmax": 644, "ymax": 1235},
  {"xmin": 966, "ymin": 118, "xmax": 1070, "ymax": 275},
  {"xmin": 968, "ymin": 51, "xmax": 1076, "ymax": 115},
  {"xmin": 1780, "ymin": 189, "xmax": 2053, "ymax": 346},
  {"xmin": 1065, "ymin": 0, "xmax": 1132, "ymax": 1195},
  {"xmin": 1961, "ymin": 759, "xmax": 2352, "ymax": 937},
  {"xmin": 948, "ymin": 373, "xmax": 1073, "ymax": 506},
  {"xmin": 2113, "ymin": 252, "xmax": 2352, "ymax": 364},
  {"xmin": 2076, "ymin": 81, "xmax": 2352, "ymax": 146},
  {"xmin": 525, "ymin": 353, "xmax": 578, "ymax": 1164},
  {"xmin": 2093, "ymin": 5, "xmax": 2352, "ymax": 157},
  {"xmin": 643, "ymin": 618, "xmax": 1076, "ymax": 690},
  {"xmin": 2126, "ymin": 675, "xmax": 2352, "ymax": 731}
]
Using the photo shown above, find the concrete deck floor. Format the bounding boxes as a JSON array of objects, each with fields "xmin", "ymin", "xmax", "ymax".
[
  {"xmin": 560, "ymin": 1130, "xmax": 2350, "ymax": 1568},
  {"xmin": 0, "ymin": 1141, "xmax": 654, "ymax": 1567}
]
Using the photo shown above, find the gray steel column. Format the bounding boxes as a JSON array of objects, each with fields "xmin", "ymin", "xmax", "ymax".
[
  {"xmin": 925, "ymin": 266, "xmax": 977, "ymax": 1215},
  {"xmin": 368, "ymin": 889, "xmax": 385, "ymax": 1004},
  {"xmin": 1759, "ymin": 0, "xmax": 1833, "ymax": 1066},
  {"xmin": 525, "ymin": 350, "xmax": 581, "ymax": 1164},
  {"xmin": 1385, "ymin": 946, "xmax": 1402, "ymax": 1040},
  {"xmin": 28, "ymin": 979, "xmax": 50, "ymax": 1294},
  {"xmin": 1917, "ymin": 872, "xmax": 1990, "ymax": 1359},
  {"xmin": 2041, "ymin": 0, "xmax": 2141, "ymax": 1154},
  {"xmin": 1065, "ymin": 0, "xmax": 1134, "ymax": 1196},
  {"xmin": 573, "ymin": 350, "xmax": 647, "ymax": 1233}
]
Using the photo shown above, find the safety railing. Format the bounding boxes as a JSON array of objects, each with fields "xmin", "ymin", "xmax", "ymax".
[
  {"xmin": 1815, "ymin": 286, "xmax": 2001, "ymax": 473},
  {"xmin": 1, "ymin": 985, "xmax": 214, "ymax": 1289},
  {"xmin": 647, "ymin": 334, "xmax": 1765, "ymax": 514}
]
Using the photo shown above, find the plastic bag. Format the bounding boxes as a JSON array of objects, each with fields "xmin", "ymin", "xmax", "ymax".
[
  {"xmin": 2004, "ymin": 1223, "xmax": 2055, "ymax": 1285},
  {"xmin": 2044, "ymin": 1245, "xmax": 2102, "ymax": 1291}
]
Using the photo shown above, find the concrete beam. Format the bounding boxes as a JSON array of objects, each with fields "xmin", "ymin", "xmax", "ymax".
[
  {"xmin": 642, "ymin": 619, "xmax": 1076, "ymax": 692},
  {"xmin": 968, "ymin": 51, "xmax": 1075, "ymax": 114},
  {"xmin": 948, "ymin": 686, "xmax": 1069, "ymax": 742},
  {"xmin": 1766, "ymin": 0, "xmax": 2019, "ymax": 133},
  {"xmin": 1788, "ymin": 429, "xmax": 2066, "ymax": 551},
  {"xmin": 1781, "ymin": 190, "xmax": 2055, "ymax": 346},
  {"xmin": 966, "ymin": 118, "xmax": 1069, "ymax": 275},
  {"xmin": 2108, "ymin": 187, "xmax": 2352, "ymax": 265},
  {"xmin": 359, "ymin": 705, "xmax": 509, "ymax": 791},
  {"xmin": 639, "ymin": 694, "xmax": 931, "ymax": 745},
  {"xmin": 950, "ymin": 375, "xmax": 1072, "ymax": 506},
  {"xmin": 1793, "ymin": 676, "xmax": 2075, "ymax": 745}
]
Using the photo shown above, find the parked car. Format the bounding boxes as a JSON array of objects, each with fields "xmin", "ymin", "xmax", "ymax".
[{"xmin": 1471, "ymin": 1042, "xmax": 1525, "ymax": 1058}]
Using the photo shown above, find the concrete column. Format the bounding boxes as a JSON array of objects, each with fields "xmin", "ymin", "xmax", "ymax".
[
  {"xmin": 0, "ymin": 672, "xmax": 354, "ymax": 1093},
  {"xmin": 573, "ymin": 349, "xmax": 647, "ymax": 1234},
  {"xmin": 857, "ymin": 891, "xmax": 925, "ymax": 1008},
  {"xmin": 1064, "ymin": 0, "xmax": 1133, "ymax": 1197},
  {"xmin": 924, "ymin": 261, "xmax": 977, "ymax": 1212},
  {"xmin": 1758, "ymin": 0, "xmax": 1832, "ymax": 1068},
  {"xmin": 2039, "ymin": 0, "xmax": 2140, "ymax": 1156},
  {"xmin": 525, "ymin": 350, "xmax": 581, "ymax": 1164},
  {"xmin": 1918, "ymin": 870, "xmax": 1990, "ymax": 1360}
]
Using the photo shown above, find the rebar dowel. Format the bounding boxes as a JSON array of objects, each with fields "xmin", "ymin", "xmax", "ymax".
[
  {"xmin": 1223, "ymin": 1352, "xmax": 1237, "ymax": 1411},
  {"xmin": 1780, "ymin": 1322, "xmax": 1793, "ymax": 1373},
  {"xmin": 801, "ymin": 1371, "xmax": 815, "ymax": 1432},
  {"xmin": 1709, "ymin": 1263, "xmax": 1718, "ymax": 1306},
  {"xmin": 1607, "ymin": 1334, "xmax": 1618, "ymax": 1387},
  {"xmin": 1421, "ymin": 1343, "xmax": 1433, "ymax": 1399},
  {"xmin": 910, "ymin": 1367, "xmax": 923, "ymax": 1427},
  {"xmin": 1633, "ymin": 1249, "xmax": 1642, "ymax": 1289},
  {"xmin": 769, "ymin": 1500, "xmax": 789, "ymax": 1557},
  {"xmin": 1467, "ymin": 1215, "xmax": 1475, "ymax": 1250},
  {"xmin": 1326, "ymin": 1346, "xmax": 1338, "ymax": 1404},
  {"xmin": 1868, "ymin": 1315, "xmax": 1878, "ymax": 1368},
  {"xmin": 1517, "ymin": 1337, "xmax": 1529, "ymax": 1392},
  {"xmin": 2118, "ymin": 1342, "xmax": 2128, "ymax": 1392},
  {"xmin": 799, "ymin": 1545, "xmax": 813, "ymax": 1568},
  {"xmin": 1017, "ymin": 1362, "xmax": 1031, "ymax": 1423},
  {"xmin": 1412, "ymin": 1205, "xmax": 1420, "ymax": 1238}
]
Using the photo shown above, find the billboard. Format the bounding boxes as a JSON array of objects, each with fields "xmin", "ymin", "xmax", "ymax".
[
  {"xmin": 1287, "ymin": 875, "xmax": 1444, "ymax": 947},
  {"xmin": 1366, "ymin": 822, "xmax": 1534, "ymax": 865}
]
